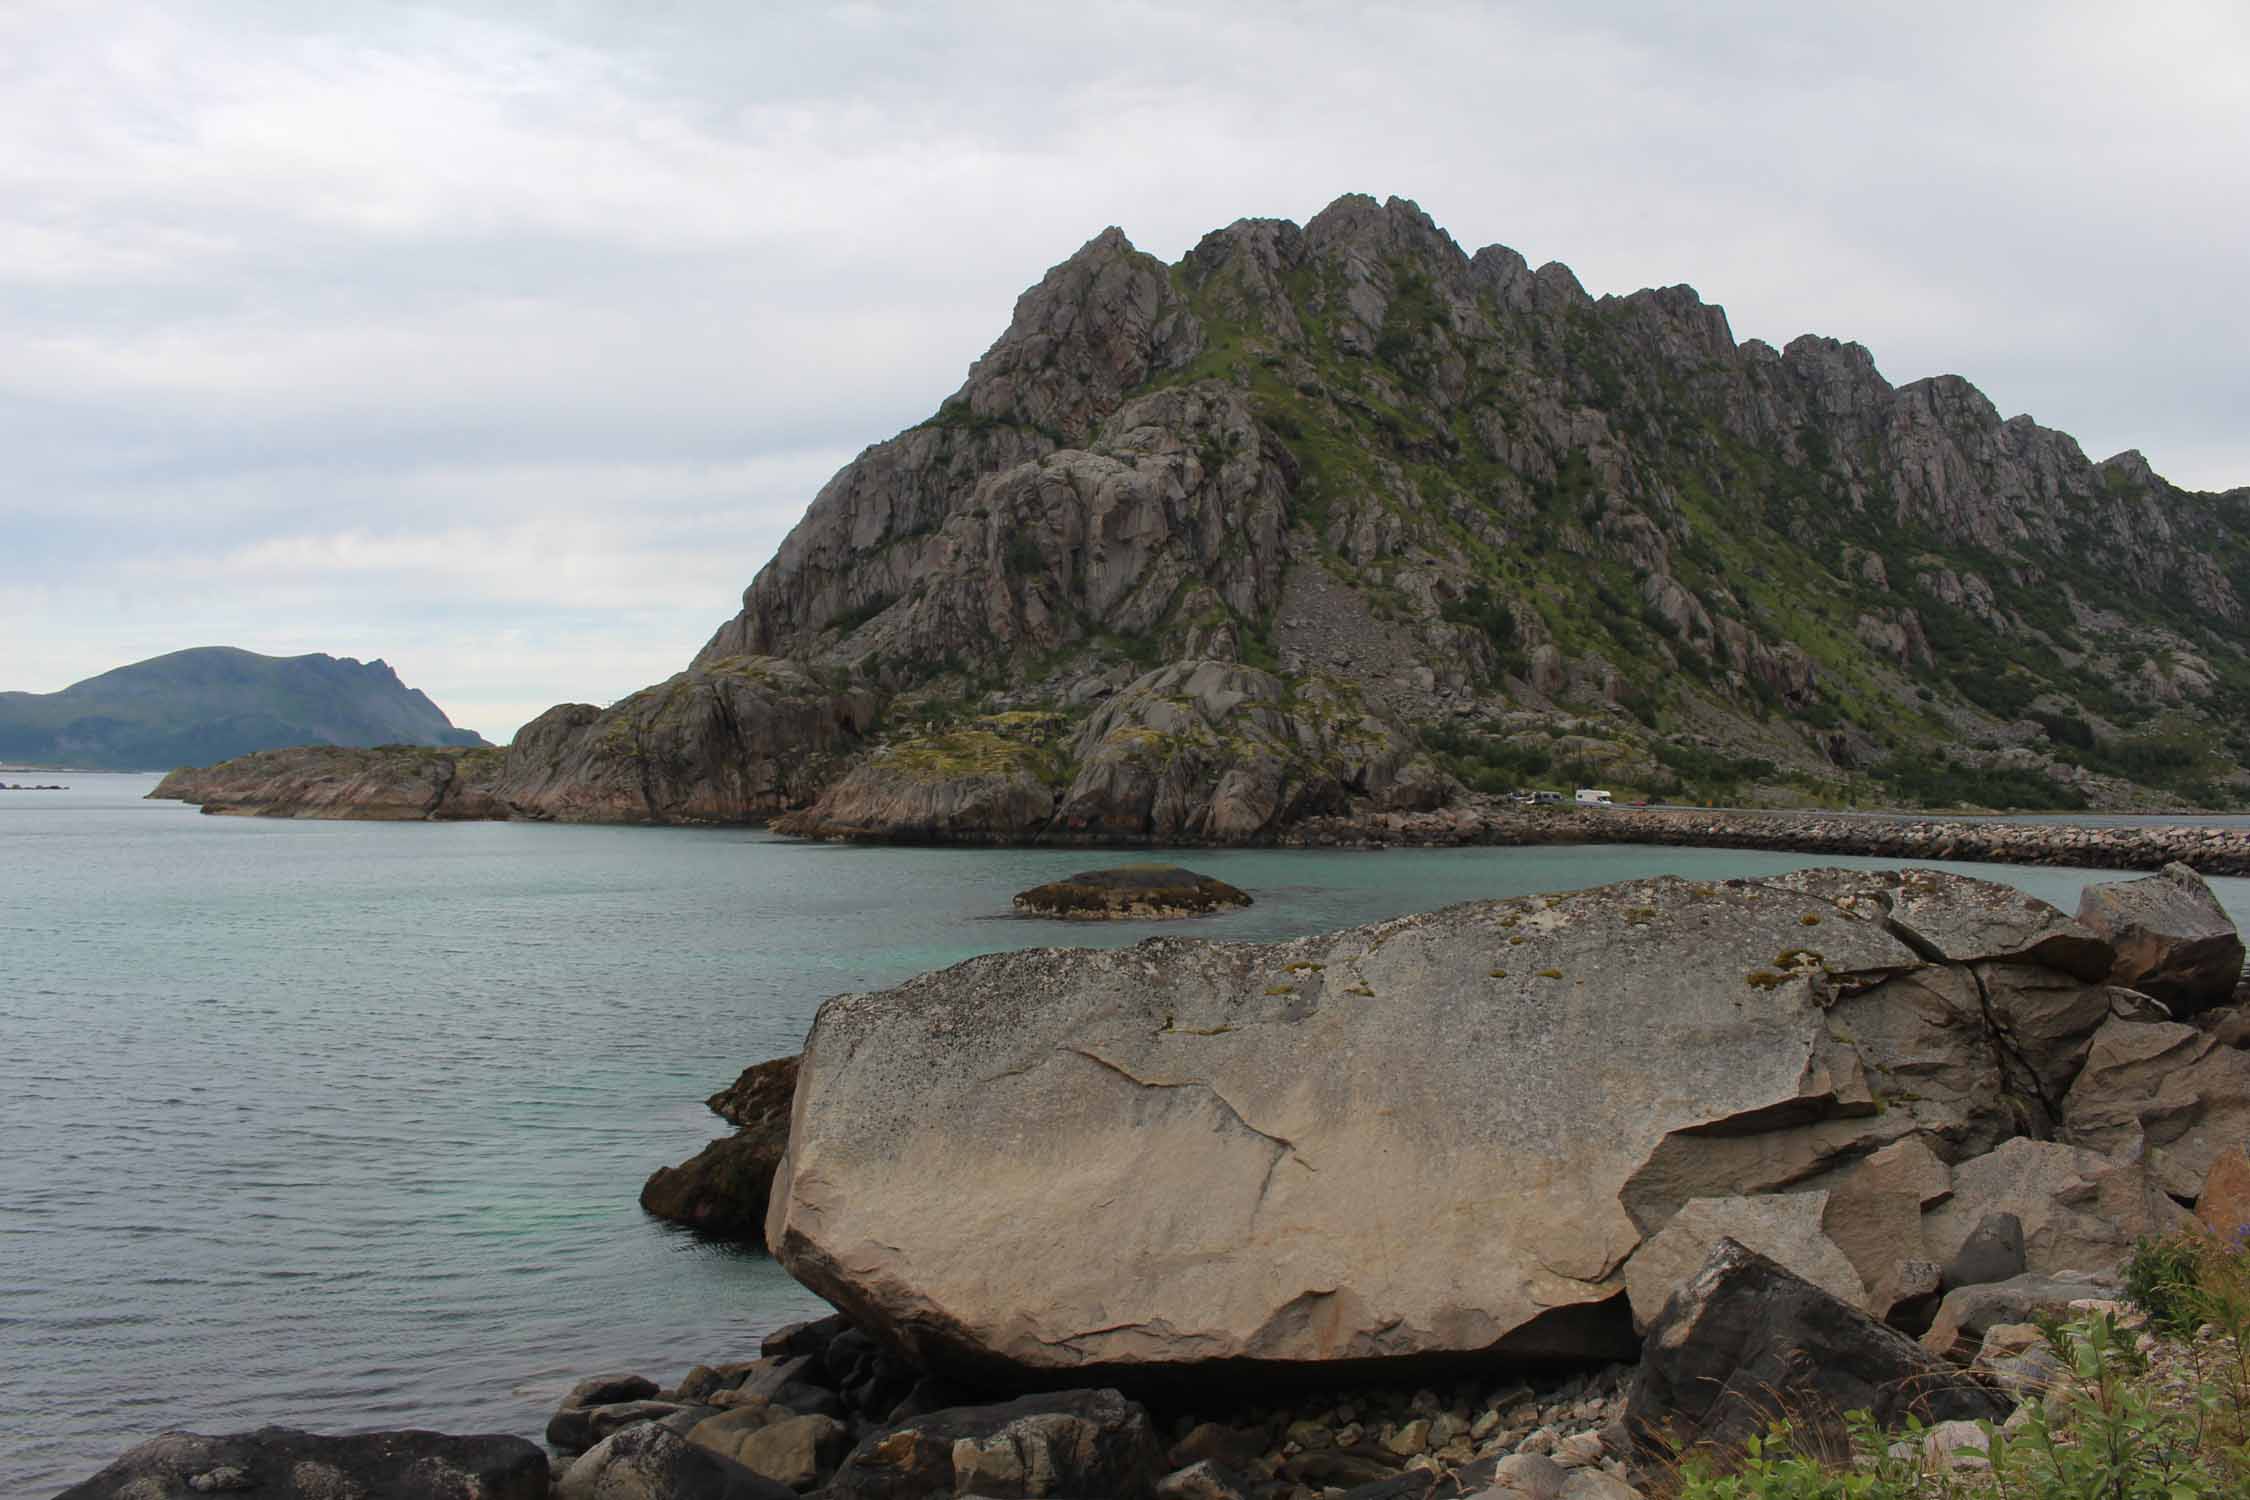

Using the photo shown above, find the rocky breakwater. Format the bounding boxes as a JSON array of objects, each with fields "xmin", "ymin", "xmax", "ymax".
[
  {"xmin": 1577, "ymin": 808, "xmax": 2250, "ymax": 876},
  {"xmin": 1284, "ymin": 801, "xmax": 2250, "ymax": 875},
  {"xmin": 151, "ymin": 658, "xmax": 878, "ymax": 823}
]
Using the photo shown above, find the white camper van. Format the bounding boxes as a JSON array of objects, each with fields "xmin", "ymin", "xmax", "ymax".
[{"xmin": 1575, "ymin": 788, "xmax": 1613, "ymax": 807}]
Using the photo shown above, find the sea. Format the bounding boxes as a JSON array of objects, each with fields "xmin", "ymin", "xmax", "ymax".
[{"xmin": 8, "ymin": 773, "xmax": 2249, "ymax": 1494}]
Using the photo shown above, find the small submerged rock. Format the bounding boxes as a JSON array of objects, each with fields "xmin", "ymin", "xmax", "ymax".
[{"xmin": 1013, "ymin": 863, "xmax": 1252, "ymax": 920}]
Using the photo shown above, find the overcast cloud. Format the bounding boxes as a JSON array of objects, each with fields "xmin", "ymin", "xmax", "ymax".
[{"xmin": 7, "ymin": 1, "xmax": 2245, "ymax": 740}]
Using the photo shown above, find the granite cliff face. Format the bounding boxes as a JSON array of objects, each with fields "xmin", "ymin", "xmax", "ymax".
[{"xmin": 157, "ymin": 195, "xmax": 2250, "ymax": 832}]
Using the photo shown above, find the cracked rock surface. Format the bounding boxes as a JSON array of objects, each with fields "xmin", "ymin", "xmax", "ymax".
[{"xmin": 766, "ymin": 866, "xmax": 2143, "ymax": 1378}]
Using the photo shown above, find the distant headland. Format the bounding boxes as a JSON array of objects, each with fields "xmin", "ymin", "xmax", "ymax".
[{"xmin": 0, "ymin": 647, "xmax": 485, "ymax": 772}]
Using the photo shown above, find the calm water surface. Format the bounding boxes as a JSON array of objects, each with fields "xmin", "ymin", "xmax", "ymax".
[{"xmin": 8, "ymin": 775, "xmax": 2249, "ymax": 1493}]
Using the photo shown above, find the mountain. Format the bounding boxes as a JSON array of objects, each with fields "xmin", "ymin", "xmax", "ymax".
[
  {"xmin": 155, "ymin": 195, "xmax": 2250, "ymax": 832},
  {"xmin": 1, "ymin": 648, "xmax": 488, "ymax": 770}
]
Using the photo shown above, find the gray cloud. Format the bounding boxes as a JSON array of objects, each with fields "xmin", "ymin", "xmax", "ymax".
[{"xmin": 8, "ymin": 1, "xmax": 2245, "ymax": 738}]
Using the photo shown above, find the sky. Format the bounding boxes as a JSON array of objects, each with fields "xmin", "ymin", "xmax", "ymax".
[{"xmin": 6, "ymin": 2, "xmax": 2246, "ymax": 742}]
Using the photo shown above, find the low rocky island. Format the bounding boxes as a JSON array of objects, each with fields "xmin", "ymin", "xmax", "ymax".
[{"xmin": 1013, "ymin": 863, "xmax": 1253, "ymax": 919}]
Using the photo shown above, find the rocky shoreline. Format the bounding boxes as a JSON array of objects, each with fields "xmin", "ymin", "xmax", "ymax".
[
  {"xmin": 149, "ymin": 746, "xmax": 2250, "ymax": 880},
  {"xmin": 63, "ymin": 861, "xmax": 2250, "ymax": 1498}
]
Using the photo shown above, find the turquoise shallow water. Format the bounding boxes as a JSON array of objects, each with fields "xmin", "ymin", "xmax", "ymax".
[{"xmin": 7, "ymin": 775, "xmax": 2249, "ymax": 1494}]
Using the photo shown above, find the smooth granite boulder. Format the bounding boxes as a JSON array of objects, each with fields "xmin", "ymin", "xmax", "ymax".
[
  {"xmin": 57, "ymin": 1427, "xmax": 548, "ymax": 1500},
  {"xmin": 769, "ymin": 868, "xmax": 2118, "ymax": 1377},
  {"xmin": 547, "ymin": 1374, "xmax": 662, "ymax": 1451},
  {"xmin": 2077, "ymin": 862, "xmax": 2246, "ymax": 1014}
]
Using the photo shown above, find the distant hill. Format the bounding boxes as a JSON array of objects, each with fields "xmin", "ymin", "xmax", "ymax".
[{"xmin": 0, "ymin": 648, "xmax": 488, "ymax": 770}]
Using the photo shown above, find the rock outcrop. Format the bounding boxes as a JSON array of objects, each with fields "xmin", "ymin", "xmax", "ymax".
[
  {"xmin": 766, "ymin": 867, "xmax": 2140, "ymax": 1381},
  {"xmin": 1013, "ymin": 864, "xmax": 1252, "ymax": 919},
  {"xmin": 2061, "ymin": 1017, "xmax": 2250, "ymax": 1199},
  {"xmin": 151, "ymin": 744, "xmax": 507, "ymax": 819}
]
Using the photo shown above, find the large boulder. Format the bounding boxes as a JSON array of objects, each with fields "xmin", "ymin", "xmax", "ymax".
[
  {"xmin": 822, "ymin": 1388, "xmax": 1161, "ymax": 1500},
  {"xmin": 2076, "ymin": 862, "xmax": 2245, "ymax": 1014},
  {"xmin": 1624, "ymin": 1239, "xmax": 2010, "ymax": 1459},
  {"xmin": 769, "ymin": 869, "xmax": 2098, "ymax": 1378},
  {"xmin": 56, "ymin": 1427, "xmax": 549, "ymax": 1500}
]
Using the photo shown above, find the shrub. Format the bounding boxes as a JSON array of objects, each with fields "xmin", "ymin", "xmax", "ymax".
[{"xmin": 2124, "ymin": 1231, "xmax": 2211, "ymax": 1334}]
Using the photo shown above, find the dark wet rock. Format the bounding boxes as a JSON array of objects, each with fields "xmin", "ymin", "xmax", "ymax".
[
  {"xmin": 1013, "ymin": 863, "xmax": 1253, "ymax": 919},
  {"xmin": 547, "ymin": 1374, "xmax": 661, "ymax": 1451},
  {"xmin": 1624, "ymin": 1239, "xmax": 2009, "ymax": 1459},
  {"xmin": 643, "ymin": 1055, "xmax": 799, "ymax": 1244},
  {"xmin": 56, "ymin": 1426, "xmax": 548, "ymax": 1500},
  {"xmin": 641, "ymin": 1130, "xmax": 788, "ymax": 1243},
  {"xmin": 708, "ymin": 1054, "xmax": 802, "ymax": 1129}
]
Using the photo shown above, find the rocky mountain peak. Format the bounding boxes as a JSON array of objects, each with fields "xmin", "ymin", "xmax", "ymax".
[{"xmin": 689, "ymin": 194, "xmax": 2250, "ymax": 835}]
